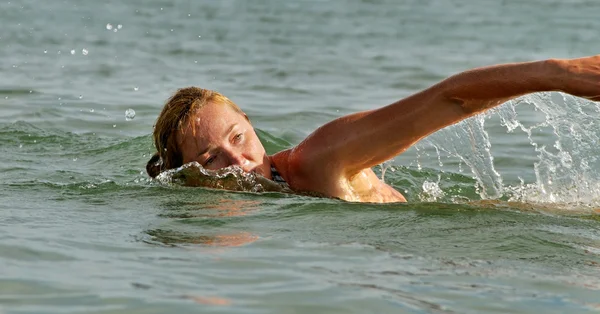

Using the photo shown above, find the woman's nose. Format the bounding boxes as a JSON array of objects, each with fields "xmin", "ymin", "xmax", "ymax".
[{"xmin": 227, "ymin": 151, "xmax": 249, "ymax": 169}]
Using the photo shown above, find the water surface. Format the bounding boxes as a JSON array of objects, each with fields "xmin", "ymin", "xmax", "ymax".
[{"xmin": 1, "ymin": 0, "xmax": 600, "ymax": 313}]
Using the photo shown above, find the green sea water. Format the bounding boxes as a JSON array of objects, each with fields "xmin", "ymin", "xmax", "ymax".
[{"xmin": 1, "ymin": 0, "xmax": 600, "ymax": 313}]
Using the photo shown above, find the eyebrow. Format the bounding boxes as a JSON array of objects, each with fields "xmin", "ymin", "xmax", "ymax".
[
  {"xmin": 195, "ymin": 123, "xmax": 239, "ymax": 157},
  {"xmin": 224, "ymin": 123, "xmax": 237, "ymax": 137},
  {"xmin": 196, "ymin": 146, "xmax": 210, "ymax": 157}
]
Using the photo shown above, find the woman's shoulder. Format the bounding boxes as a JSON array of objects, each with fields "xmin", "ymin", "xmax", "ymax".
[{"xmin": 270, "ymin": 146, "xmax": 345, "ymax": 194}]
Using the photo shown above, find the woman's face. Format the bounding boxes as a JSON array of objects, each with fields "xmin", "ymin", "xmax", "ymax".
[{"xmin": 177, "ymin": 102, "xmax": 271, "ymax": 178}]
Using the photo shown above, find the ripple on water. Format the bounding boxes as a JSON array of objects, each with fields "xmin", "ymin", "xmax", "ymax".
[
  {"xmin": 0, "ymin": 88, "xmax": 38, "ymax": 96},
  {"xmin": 0, "ymin": 244, "xmax": 74, "ymax": 262}
]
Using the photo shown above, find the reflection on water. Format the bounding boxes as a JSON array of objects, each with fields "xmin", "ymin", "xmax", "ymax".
[
  {"xmin": 148, "ymin": 198, "xmax": 261, "ymax": 248},
  {"xmin": 147, "ymin": 229, "xmax": 259, "ymax": 248},
  {"xmin": 182, "ymin": 295, "xmax": 232, "ymax": 306},
  {"xmin": 203, "ymin": 198, "xmax": 262, "ymax": 217}
]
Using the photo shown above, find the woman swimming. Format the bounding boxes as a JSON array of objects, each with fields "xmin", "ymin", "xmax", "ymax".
[{"xmin": 147, "ymin": 55, "xmax": 600, "ymax": 203}]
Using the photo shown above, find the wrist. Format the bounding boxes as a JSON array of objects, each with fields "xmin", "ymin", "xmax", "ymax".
[{"xmin": 542, "ymin": 58, "xmax": 570, "ymax": 92}]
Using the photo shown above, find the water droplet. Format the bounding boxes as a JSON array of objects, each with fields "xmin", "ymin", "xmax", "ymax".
[
  {"xmin": 194, "ymin": 60, "xmax": 198, "ymax": 64},
  {"xmin": 170, "ymin": 29, "xmax": 173, "ymax": 32},
  {"xmin": 160, "ymin": 7, "xmax": 163, "ymax": 10},
  {"xmin": 58, "ymin": 97, "xmax": 61, "ymax": 100},
  {"xmin": 43, "ymin": 50, "xmax": 47, "ymax": 53},
  {"xmin": 82, "ymin": 48, "xmax": 88, "ymax": 56},
  {"xmin": 117, "ymin": 24, "xmax": 122, "ymax": 29},
  {"xmin": 89, "ymin": 108, "xmax": 94, "ymax": 113},
  {"xmin": 188, "ymin": 14, "xmax": 191, "ymax": 17},
  {"xmin": 113, "ymin": 29, "xmax": 118, "ymax": 33},
  {"xmin": 113, "ymin": 124, "xmax": 117, "ymax": 128},
  {"xmin": 125, "ymin": 109, "xmax": 136, "ymax": 121},
  {"xmin": 106, "ymin": 23, "xmax": 113, "ymax": 30},
  {"xmin": 57, "ymin": 50, "xmax": 61, "ymax": 54},
  {"xmin": 198, "ymin": 35, "xmax": 201, "ymax": 38},
  {"xmin": 73, "ymin": 158, "xmax": 78, "ymax": 161},
  {"xmin": 33, "ymin": 140, "xmax": 37, "ymax": 143},
  {"xmin": 4, "ymin": 96, "xmax": 8, "ymax": 99},
  {"xmin": 19, "ymin": 144, "xmax": 23, "ymax": 148},
  {"xmin": 70, "ymin": 49, "xmax": 75, "ymax": 55},
  {"xmin": 78, "ymin": 95, "xmax": 83, "ymax": 99},
  {"xmin": 133, "ymin": 87, "xmax": 139, "ymax": 91}
]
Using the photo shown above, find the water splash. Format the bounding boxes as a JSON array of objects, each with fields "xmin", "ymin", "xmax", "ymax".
[
  {"xmin": 379, "ymin": 160, "xmax": 395, "ymax": 182},
  {"xmin": 420, "ymin": 175, "xmax": 446, "ymax": 202},
  {"xmin": 424, "ymin": 112, "xmax": 503, "ymax": 199},
  {"xmin": 499, "ymin": 93, "xmax": 600, "ymax": 207},
  {"xmin": 125, "ymin": 109, "xmax": 136, "ymax": 121},
  {"xmin": 155, "ymin": 162, "xmax": 291, "ymax": 194},
  {"xmin": 417, "ymin": 92, "xmax": 600, "ymax": 208}
]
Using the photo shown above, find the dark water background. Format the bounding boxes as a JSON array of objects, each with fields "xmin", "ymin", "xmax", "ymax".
[{"xmin": 1, "ymin": 0, "xmax": 599, "ymax": 313}]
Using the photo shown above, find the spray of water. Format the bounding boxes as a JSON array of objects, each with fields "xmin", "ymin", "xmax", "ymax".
[
  {"xmin": 156, "ymin": 162, "xmax": 292, "ymax": 194},
  {"xmin": 414, "ymin": 92, "xmax": 600, "ymax": 208},
  {"xmin": 500, "ymin": 93, "xmax": 600, "ymax": 207},
  {"xmin": 424, "ymin": 111, "xmax": 503, "ymax": 199}
]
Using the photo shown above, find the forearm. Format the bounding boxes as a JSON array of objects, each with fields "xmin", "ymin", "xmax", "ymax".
[{"xmin": 439, "ymin": 59, "xmax": 562, "ymax": 114}]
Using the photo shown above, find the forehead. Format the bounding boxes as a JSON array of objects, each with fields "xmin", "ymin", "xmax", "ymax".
[{"xmin": 178, "ymin": 102, "xmax": 245, "ymax": 146}]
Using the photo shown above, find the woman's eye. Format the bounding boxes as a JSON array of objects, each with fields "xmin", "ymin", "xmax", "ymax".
[
  {"xmin": 204, "ymin": 156, "xmax": 215, "ymax": 166},
  {"xmin": 233, "ymin": 133, "xmax": 243, "ymax": 143}
]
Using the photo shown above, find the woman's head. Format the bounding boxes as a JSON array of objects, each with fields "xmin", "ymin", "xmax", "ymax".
[{"xmin": 146, "ymin": 87, "xmax": 269, "ymax": 179}]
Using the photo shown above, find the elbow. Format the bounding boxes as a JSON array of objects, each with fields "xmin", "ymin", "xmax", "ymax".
[
  {"xmin": 437, "ymin": 79, "xmax": 504, "ymax": 117},
  {"xmin": 431, "ymin": 81, "xmax": 476, "ymax": 116}
]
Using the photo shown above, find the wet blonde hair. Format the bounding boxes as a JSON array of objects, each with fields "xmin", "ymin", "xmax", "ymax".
[{"xmin": 146, "ymin": 87, "xmax": 247, "ymax": 178}]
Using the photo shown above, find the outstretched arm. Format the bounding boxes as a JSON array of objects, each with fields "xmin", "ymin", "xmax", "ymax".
[{"xmin": 293, "ymin": 55, "xmax": 600, "ymax": 177}]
